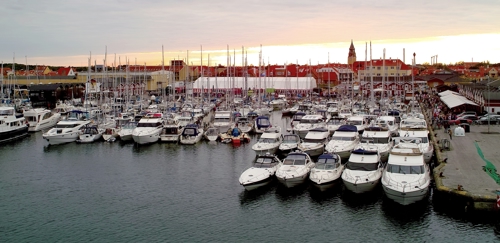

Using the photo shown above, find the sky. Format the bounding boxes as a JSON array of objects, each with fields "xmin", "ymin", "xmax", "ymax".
[{"xmin": 1, "ymin": 0, "xmax": 499, "ymax": 67}]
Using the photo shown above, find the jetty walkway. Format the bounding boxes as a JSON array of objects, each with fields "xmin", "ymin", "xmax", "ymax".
[{"xmin": 423, "ymin": 106, "xmax": 500, "ymax": 211}]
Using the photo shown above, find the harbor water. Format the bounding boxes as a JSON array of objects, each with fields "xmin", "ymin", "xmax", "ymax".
[{"xmin": 1, "ymin": 112, "xmax": 499, "ymax": 242}]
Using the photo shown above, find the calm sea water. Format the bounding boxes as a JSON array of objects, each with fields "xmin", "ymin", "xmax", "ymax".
[{"xmin": 1, "ymin": 112, "xmax": 499, "ymax": 242}]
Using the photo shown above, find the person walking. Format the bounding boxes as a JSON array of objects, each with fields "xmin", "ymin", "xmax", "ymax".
[{"xmin": 448, "ymin": 128, "xmax": 453, "ymax": 140}]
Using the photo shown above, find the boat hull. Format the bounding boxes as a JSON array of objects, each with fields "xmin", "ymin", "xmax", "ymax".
[
  {"xmin": 28, "ymin": 117, "xmax": 59, "ymax": 132},
  {"xmin": 240, "ymin": 176, "xmax": 274, "ymax": 191},
  {"xmin": 43, "ymin": 131, "xmax": 81, "ymax": 145},
  {"xmin": 160, "ymin": 135, "xmax": 179, "ymax": 142},
  {"xmin": 0, "ymin": 126, "xmax": 29, "ymax": 143},
  {"xmin": 132, "ymin": 133, "xmax": 160, "ymax": 144},
  {"xmin": 382, "ymin": 185, "xmax": 429, "ymax": 205},
  {"xmin": 342, "ymin": 179, "xmax": 380, "ymax": 194},
  {"xmin": 276, "ymin": 173, "xmax": 309, "ymax": 188}
]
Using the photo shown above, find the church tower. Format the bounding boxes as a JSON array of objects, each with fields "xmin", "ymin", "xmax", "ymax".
[{"xmin": 348, "ymin": 40, "xmax": 356, "ymax": 65}]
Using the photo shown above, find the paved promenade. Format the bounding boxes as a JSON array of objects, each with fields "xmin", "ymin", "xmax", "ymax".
[{"xmin": 438, "ymin": 124, "xmax": 500, "ymax": 197}]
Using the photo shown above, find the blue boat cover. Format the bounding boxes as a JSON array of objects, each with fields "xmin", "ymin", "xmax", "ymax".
[
  {"xmin": 256, "ymin": 116, "xmax": 271, "ymax": 129},
  {"xmin": 337, "ymin": 124, "xmax": 357, "ymax": 132},
  {"xmin": 318, "ymin": 153, "xmax": 339, "ymax": 161},
  {"xmin": 351, "ymin": 149, "xmax": 378, "ymax": 155},
  {"xmin": 388, "ymin": 110, "xmax": 400, "ymax": 116}
]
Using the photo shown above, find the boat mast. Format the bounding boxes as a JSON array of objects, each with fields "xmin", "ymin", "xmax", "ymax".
[
  {"xmin": 200, "ymin": 45, "xmax": 203, "ymax": 104},
  {"xmin": 370, "ymin": 41, "xmax": 374, "ymax": 102}
]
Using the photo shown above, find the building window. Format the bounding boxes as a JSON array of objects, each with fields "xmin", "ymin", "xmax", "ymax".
[
  {"xmin": 390, "ymin": 67, "xmax": 394, "ymax": 69},
  {"xmin": 377, "ymin": 67, "xmax": 381, "ymax": 70},
  {"xmin": 391, "ymin": 73, "xmax": 394, "ymax": 76}
]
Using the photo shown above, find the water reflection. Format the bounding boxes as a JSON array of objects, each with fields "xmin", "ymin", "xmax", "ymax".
[{"xmin": 238, "ymin": 183, "xmax": 277, "ymax": 206}]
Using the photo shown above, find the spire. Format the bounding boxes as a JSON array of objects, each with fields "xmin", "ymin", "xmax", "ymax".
[
  {"xmin": 350, "ymin": 39, "xmax": 354, "ymax": 50},
  {"xmin": 348, "ymin": 40, "xmax": 357, "ymax": 65}
]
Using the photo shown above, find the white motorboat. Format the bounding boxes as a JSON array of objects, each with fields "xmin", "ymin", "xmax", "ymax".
[
  {"xmin": 251, "ymin": 127, "xmax": 283, "ymax": 155},
  {"xmin": 338, "ymin": 107, "xmax": 352, "ymax": 118},
  {"xmin": 290, "ymin": 112, "xmax": 306, "ymax": 130},
  {"xmin": 103, "ymin": 113, "xmax": 134, "ymax": 141},
  {"xmin": 276, "ymin": 151, "xmax": 315, "ymax": 188},
  {"xmin": 382, "ymin": 142, "xmax": 431, "ymax": 205},
  {"xmin": 342, "ymin": 145, "xmax": 383, "ymax": 194},
  {"xmin": 23, "ymin": 108, "xmax": 61, "ymax": 132},
  {"xmin": 117, "ymin": 121, "xmax": 137, "ymax": 141},
  {"xmin": 325, "ymin": 117, "xmax": 345, "ymax": 135},
  {"xmin": 0, "ymin": 106, "xmax": 29, "ymax": 143},
  {"xmin": 325, "ymin": 125, "xmax": 360, "ymax": 161},
  {"xmin": 132, "ymin": 113, "xmax": 164, "ymax": 144},
  {"xmin": 239, "ymin": 153, "xmax": 282, "ymax": 191},
  {"xmin": 326, "ymin": 101, "xmax": 339, "ymax": 118},
  {"xmin": 269, "ymin": 97, "xmax": 287, "ymax": 110},
  {"xmin": 361, "ymin": 127, "xmax": 394, "ymax": 162},
  {"xmin": 160, "ymin": 118, "xmax": 182, "ymax": 142},
  {"xmin": 213, "ymin": 111, "xmax": 233, "ymax": 132},
  {"xmin": 309, "ymin": 152, "xmax": 344, "ymax": 191},
  {"xmin": 293, "ymin": 114, "xmax": 326, "ymax": 139},
  {"xmin": 298, "ymin": 127, "xmax": 329, "ymax": 157},
  {"xmin": 204, "ymin": 127, "xmax": 220, "ymax": 142},
  {"xmin": 346, "ymin": 115, "xmax": 368, "ymax": 134},
  {"xmin": 397, "ymin": 128, "xmax": 433, "ymax": 164},
  {"xmin": 278, "ymin": 134, "xmax": 300, "ymax": 156},
  {"xmin": 374, "ymin": 116, "xmax": 399, "ymax": 137},
  {"xmin": 42, "ymin": 111, "xmax": 91, "ymax": 145},
  {"xmin": 236, "ymin": 117, "xmax": 254, "ymax": 134},
  {"xmin": 254, "ymin": 116, "xmax": 272, "ymax": 134},
  {"xmin": 77, "ymin": 124, "xmax": 104, "ymax": 143},
  {"xmin": 179, "ymin": 124, "xmax": 204, "ymax": 145}
]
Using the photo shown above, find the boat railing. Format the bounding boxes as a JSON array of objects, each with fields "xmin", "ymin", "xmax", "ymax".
[
  {"xmin": 343, "ymin": 170, "xmax": 380, "ymax": 182},
  {"xmin": 383, "ymin": 174, "xmax": 428, "ymax": 192}
]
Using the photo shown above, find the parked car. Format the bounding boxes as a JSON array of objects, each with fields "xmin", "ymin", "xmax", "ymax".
[
  {"xmin": 457, "ymin": 115, "xmax": 478, "ymax": 121},
  {"xmin": 457, "ymin": 111, "xmax": 477, "ymax": 117},
  {"xmin": 477, "ymin": 116, "xmax": 500, "ymax": 125},
  {"xmin": 448, "ymin": 118, "xmax": 473, "ymax": 125}
]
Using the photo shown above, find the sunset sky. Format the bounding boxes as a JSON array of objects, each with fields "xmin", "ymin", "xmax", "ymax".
[{"xmin": 1, "ymin": 0, "xmax": 499, "ymax": 67}]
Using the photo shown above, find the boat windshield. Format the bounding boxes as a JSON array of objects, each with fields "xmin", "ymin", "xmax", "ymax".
[
  {"xmin": 361, "ymin": 137, "xmax": 389, "ymax": 144},
  {"xmin": 327, "ymin": 119, "xmax": 343, "ymax": 125},
  {"xmin": 258, "ymin": 138, "xmax": 278, "ymax": 143},
  {"xmin": 387, "ymin": 164, "xmax": 424, "ymax": 174},
  {"xmin": 214, "ymin": 118, "xmax": 230, "ymax": 123},
  {"xmin": 345, "ymin": 162, "xmax": 378, "ymax": 171},
  {"xmin": 0, "ymin": 109, "xmax": 14, "ymax": 116},
  {"xmin": 163, "ymin": 127, "xmax": 178, "ymax": 134},
  {"xmin": 283, "ymin": 154, "xmax": 307, "ymax": 165},
  {"xmin": 55, "ymin": 124, "xmax": 82, "ymax": 129},
  {"xmin": 283, "ymin": 136, "xmax": 299, "ymax": 143},
  {"xmin": 123, "ymin": 122, "xmax": 137, "ymax": 129},
  {"xmin": 331, "ymin": 136, "xmax": 355, "ymax": 141},
  {"xmin": 254, "ymin": 157, "xmax": 276, "ymax": 168},
  {"xmin": 347, "ymin": 120, "xmax": 363, "ymax": 125},
  {"xmin": 300, "ymin": 119, "xmax": 321, "ymax": 124},
  {"xmin": 303, "ymin": 138, "xmax": 327, "ymax": 143},
  {"xmin": 137, "ymin": 122, "xmax": 162, "ymax": 128},
  {"xmin": 315, "ymin": 159, "xmax": 338, "ymax": 169}
]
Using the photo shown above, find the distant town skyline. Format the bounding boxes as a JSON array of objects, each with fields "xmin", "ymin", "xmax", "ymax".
[{"xmin": 1, "ymin": 0, "xmax": 499, "ymax": 66}]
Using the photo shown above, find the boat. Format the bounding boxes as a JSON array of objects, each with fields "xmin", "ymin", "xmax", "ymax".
[
  {"xmin": 254, "ymin": 116, "xmax": 272, "ymax": 134},
  {"xmin": 275, "ymin": 151, "xmax": 315, "ymax": 188},
  {"xmin": 325, "ymin": 125, "xmax": 360, "ymax": 161},
  {"xmin": 382, "ymin": 142, "xmax": 431, "ymax": 205},
  {"xmin": 77, "ymin": 124, "xmax": 104, "ymax": 143},
  {"xmin": 251, "ymin": 127, "xmax": 283, "ymax": 155},
  {"xmin": 361, "ymin": 126, "xmax": 394, "ymax": 162},
  {"xmin": 290, "ymin": 112, "xmax": 306, "ymax": 130},
  {"xmin": 236, "ymin": 116, "xmax": 253, "ymax": 134},
  {"xmin": 269, "ymin": 96, "xmax": 287, "ymax": 110},
  {"xmin": 160, "ymin": 118, "xmax": 182, "ymax": 142},
  {"xmin": 204, "ymin": 127, "xmax": 220, "ymax": 141},
  {"xmin": 309, "ymin": 152, "xmax": 344, "ymax": 190},
  {"xmin": 179, "ymin": 123, "xmax": 204, "ymax": 145},
  {"xmin": 398, "ymin": 127, "xmax": 433, "ymax": 164},
  {"xmin": 219, "ymin": 126, "xmax": 251, "ymax": 145},
  {"xmin": 293, "ymin": 114, "xmax": 326, "ymax": 139},
  {"xmin": 341, "ymin": 145, "xmax": 383, "ymax": 194},
  {"xmin": 0, "ymin": 106, "xmax": 29, "ymax": 143},
  {"xmin": 346, "ymin": 115, "xmax": 368, "ymax": 134},
  {"xmin": 132, "ymin": 113, "xmax": 164, "ymax": 145},
  {"xmin": 375, "ymin": 115, "xmax": 399, "ymax": 137},
  {"xmin": 42, "ymin": 110, "xmax": 90, "ymax": 145},
  {"xmin": 117, "ymin": 121, "xmax": 137, "ymax": 142},
  {"xmin": 278, "ymin": 134, "xmax": 301, "ymax": 156},
  {"xmin": 213, "ymin": 111, "xmax": 233, "ymax": 132},
  {"xmin": 239, "ymin": 153, "xmax": 282, "ymax": 190},
  {"xmin": 325, "ymin": 117, "xmax": 344, "ymax": 135},
  {"xmin": 297, "ymin": 127, "xmax": 329, "ymax": 157},
  {"xmin": 103, "ymin": 113, "xmax": 134, "ymax": 141},
  {"xmin": 23, "ymin": 108, "xmax": 61, "ymax": 132}
]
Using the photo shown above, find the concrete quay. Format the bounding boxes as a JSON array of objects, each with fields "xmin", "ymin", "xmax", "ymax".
[{"xmin": 423, "ymin": 107, "xmax": 500, "ymax": 211}]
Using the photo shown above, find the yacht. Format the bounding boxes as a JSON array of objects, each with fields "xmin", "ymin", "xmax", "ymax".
[
  {"xmin": 77, "ymin": 124, "xmax": 104, "ymax": 143},
  {"xmin": 213, "ymin": 111, "xmax": 233, "ymax": 132},
  {"xmin": 179, "ymin": 123, "xmax": 204, "ymax": 145},
  {"xmin": 251, "ymin": 127, "xmax": 283, "ymax": 155},
  {"xmin": 382, "ymin": 142, "xmax": 431, "ymax": 205},
  {"xmin": 24, "ymin": 108, "xmax": 61, "ymax": 132},
  {"xmin": 160, "ymin": 118, "xmax": 182, "ymax": 142},
  {"xmin": 290, "ymin": 112, "xmax": 306, "ymax": 129},
  {"xmin": 374, "ymin": 116, "xmax": 399, "ymax": 137},
  {"xmin": 239, "ymin": 153, "xmax": 282, "ymax": 191},
  {"xmin": 361, "ymin": 127, "xmax": 394, "ymax": 162},
  {"xmin": 42, "ymin": 110, "xmax": 90, "ymax": 145},
  {"xmin": 132, "ymin": 113, "xmax": 164, "ymax": 144},
  {"xmin": 309, "ymin": 152, "xmax": 344, "ymax": 191},
  {"xmin": 325, "ymin": 117, "xmax": 345, "ymax": 135},
  {"xmin": 325, "ymin": 125, "xmax": 360, "ymax": 161},
  {"xmin": 398, "ymin": 127, "xmax": 433, "ymax": 164},
  {"xmin": 269, "ymin": 96, "xmax": 287, "ymax": 110},
  {"xmin": 293, "ymin": 114, "xmax": 325, "ymax": 139},
  {"xmin": 117, "ymin": 121, "xmax": 137, "ymax": 142},
  {"xmin": 275, "ymin": 151, "xmax": 315, "ymax": 188},
  {"xmin": 342, "ymin": 144, "xmax": 383, "ymax": 194},
  {"xmin": 204, "ymin": 127, "xmax": 220, "ymax": 142},
  {"xmin": 326, "ymin": 101, "xmax": 339, "ymax": 118},
  {"xmin": 0, "ymin": 106, "xmax": 29, "ymax": 143},
  {"xmin": 346, "ymin": 115, "xmax": 368, "ymax": 134},
  {"xmin": 298, "ymin": 127, "xmax": 330, "ymax": 157},
  {"xmin": 236, "ymin": 117, "xmax": 253, "ymax": 134},
  {"xmin": 278, "ymin": 134, "xmax": 301, "ymax": 156},
  {"xmin": 254, "ymin": 116, "xmax": 272, "ymax": 134}
]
